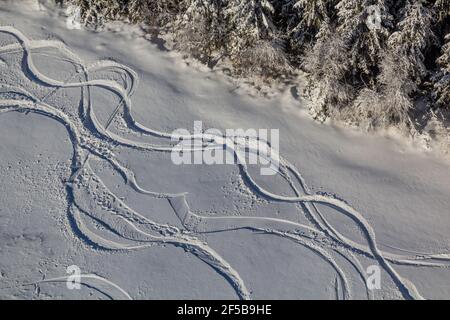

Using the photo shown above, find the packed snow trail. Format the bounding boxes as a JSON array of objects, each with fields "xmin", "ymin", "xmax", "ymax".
[
  {"xmin": 2, "ymin": 274, "xmax": 133, "ymax": 300},
  {"xmin": 1, "ymin": 26, "xmax": 449, "ymax": 300}
]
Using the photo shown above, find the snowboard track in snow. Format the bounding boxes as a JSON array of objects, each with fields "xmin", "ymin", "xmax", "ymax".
[{"xmin": 0, "ymin": 26, "xmax": 449, "ymax": 300}]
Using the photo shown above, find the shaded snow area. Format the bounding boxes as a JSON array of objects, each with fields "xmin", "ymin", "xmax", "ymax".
[{"xmin": 1, "ymin": 2, "xmax": 450, "ymax": 300}]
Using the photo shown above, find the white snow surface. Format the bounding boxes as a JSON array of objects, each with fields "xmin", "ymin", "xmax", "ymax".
[{"xmin": 0, "ymin": 2, "xmax": 450, "ymax": 300}]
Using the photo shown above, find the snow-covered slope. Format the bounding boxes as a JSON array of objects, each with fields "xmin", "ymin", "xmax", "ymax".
[{"xmin": 0, "ymin": 2, "xmax": 449, "ymax": 300}]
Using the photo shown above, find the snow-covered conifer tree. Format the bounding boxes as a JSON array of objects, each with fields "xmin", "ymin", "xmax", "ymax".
[
  {"xmin": 286, "ymin": 0, "xmax": 334, "ymax": 47},
  {"xmin": 303, "ymin": 24, "xmax": 354, "ymax": 120},
  {"xmin": 371, "ymin": 0, "xmax": 436, "ymax": 127},
  {"xmin": 224, "ymin": 0, "xmax": 288, "ymax": 75},
  {"xmin": 387, "ymin": 0, "xmax": 436, "ymax": 80},
  {"xmin": 225, "ymin": 0, "xmax": 276, "ymax": 48},
  {"xmin": 67, "ymin": 0, "xmax": 182, "ymax": 28},
  {"xmin": 175, "ymin": 0, "xmax": 225, "ymax": 59},
  {"xmin": 124, "ymin": 0, "xmax": 153, "ymax": 24},
  {"xmin": 434, "ymin": 0, "xmax": 450, "ymax": 23},
  {"xmin": 69, "ymin": 0, "xmax": 124, "ymax": 28},
  {"xmin": 304, "ymin": 0, "xmax": 392, "ymax": 122},
  {"xmin": 432, "ymin": 0, "xmax": 450, "ymax": 109},
  {"xmin": 434, "ymin": 33, "xmax": 450, "ymax": 108},
  {"xmin": 336, "ymin": 0, "xmax": 393, "ymax": 80}
]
